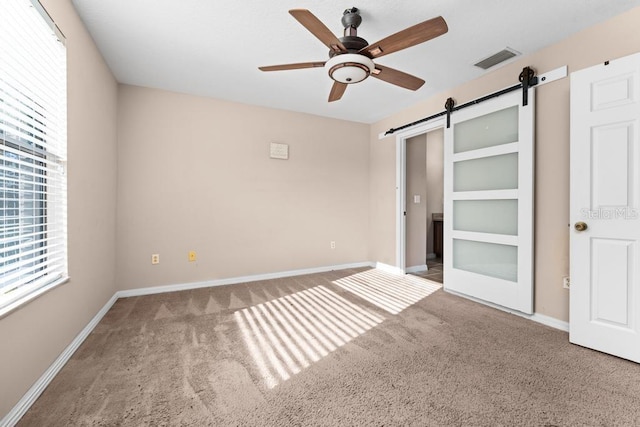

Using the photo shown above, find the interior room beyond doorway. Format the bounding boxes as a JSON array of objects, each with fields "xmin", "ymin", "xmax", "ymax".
[{"xmin": 405, "ymin": 128, "xmax": 444, "ymax": 283}]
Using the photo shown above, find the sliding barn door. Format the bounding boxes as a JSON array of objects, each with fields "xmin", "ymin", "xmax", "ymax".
[{"xmin": 444, "ymin": 89, "xmax": 535, "ymax": 314}]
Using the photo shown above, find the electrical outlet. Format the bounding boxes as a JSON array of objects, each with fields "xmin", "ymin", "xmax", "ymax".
[
  {"xmin": 151, "ymin": 254, "xmax": 160, "ymax": 265},
  {"xmin": 330, "ymin": 241, "xmax": 336, "ymax": 249},
  {"xmin": 188, "ymin": 251, "xmax": 197, "ymax": 262},
  {"xmin": 562, "ymin": 276, "xmax": 570, "ymax": 289}
]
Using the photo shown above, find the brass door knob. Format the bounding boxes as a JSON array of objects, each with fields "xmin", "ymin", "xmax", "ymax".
[{"xmin": 574, "ymin": 221, "xmax": 588, "ymax": 232}]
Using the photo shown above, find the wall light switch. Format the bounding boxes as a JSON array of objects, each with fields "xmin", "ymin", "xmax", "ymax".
[{"xmin": 414, "ymin": 195, "xmax": 421, "ymax": 204}]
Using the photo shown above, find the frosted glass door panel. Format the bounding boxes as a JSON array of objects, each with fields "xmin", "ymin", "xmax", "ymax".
[
  {"xmin": 454, "ymin": 106, "xmax": 519, "ymax": 153},
  {"xmin": 444, "ymin": 88, "xmax": 534, "ymax": 313},
  {"xmin": 454, "ymin": 153, "xmax": 518, "ymax": 191},
  {"xmin": 453, "ymin": 239, "xmax": 518, "ymax": 282},
  {"xmin": 453, "ymin": 199, "xmax": 518, "ymax": 235}
]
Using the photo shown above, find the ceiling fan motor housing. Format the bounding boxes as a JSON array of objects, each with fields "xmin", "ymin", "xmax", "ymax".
[
  {"xmin": 326, "ymin": 7, "xmax": 374, "ymax": 84},
  {"xmin": 331, "ymin": 36, "xmax": 368, "ymax": 55}
]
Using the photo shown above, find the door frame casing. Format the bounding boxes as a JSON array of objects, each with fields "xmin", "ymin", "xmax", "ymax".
[{"xmin": 394, "ymin": 119, "xmax": 446, "ymax": 272}]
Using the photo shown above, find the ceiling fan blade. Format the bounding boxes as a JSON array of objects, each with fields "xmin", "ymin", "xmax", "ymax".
[
  {"xmin": 289, "ymin": 9, "xmax": 346, "ymax": 54},
  {"xmin": 360, "ymin": 16, "xmax": 448, "ymax": 59},
  {"xmin": 328, "ymin": 81, "xmax": 347, "ymax": 102},
  {"xmin": 259, "ymin": 61, "xmax": 325, "ymax": 72},
  {"xmin": 371, "ymin": 64, "xmax": 425, "ymax": 90}
]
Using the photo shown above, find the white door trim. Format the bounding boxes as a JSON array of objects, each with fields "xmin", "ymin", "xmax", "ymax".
[{"xmin": 394, "ymin": 119, "xmax": 446, "ymax": 272}]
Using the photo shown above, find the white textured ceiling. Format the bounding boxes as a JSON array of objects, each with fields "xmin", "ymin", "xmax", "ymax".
[{"xmin": 71, "ymin": 0, "xmax": 640, "ymax": 123}]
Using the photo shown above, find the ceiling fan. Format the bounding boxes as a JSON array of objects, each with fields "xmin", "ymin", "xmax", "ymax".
[{"xmin": 259, "ymin": 8, "xmax": 448, "ymax": 102}]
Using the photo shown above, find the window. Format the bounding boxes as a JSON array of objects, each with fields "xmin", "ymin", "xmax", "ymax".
[{"xmin": 0, "ymin": 0, "xmax": 67, "ymax": 315}]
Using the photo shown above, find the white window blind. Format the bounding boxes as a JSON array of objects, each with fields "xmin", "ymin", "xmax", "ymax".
[{"xmin": 0, "ymin": 0, "xmax": 67, "ymax": 315}]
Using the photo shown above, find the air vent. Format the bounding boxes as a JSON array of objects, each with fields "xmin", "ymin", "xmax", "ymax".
[{"xmin": 474, "ymin": 48, "xmax": 520, "ymax": 70}]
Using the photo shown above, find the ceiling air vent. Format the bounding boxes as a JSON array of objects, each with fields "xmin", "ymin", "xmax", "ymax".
[{"xmin": 474, "ymin": 48, "xmax": 520, "ymax": 70}]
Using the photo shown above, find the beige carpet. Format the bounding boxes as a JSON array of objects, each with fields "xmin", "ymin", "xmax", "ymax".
[{"xmin": 18, "ymin": 268, "xmax": 640, "ymax": 426}]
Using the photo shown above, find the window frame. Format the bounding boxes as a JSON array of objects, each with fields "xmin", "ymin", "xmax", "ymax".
[{"xmin": 0, "ymin": 0, "xmax": 68, "ymax": 318}]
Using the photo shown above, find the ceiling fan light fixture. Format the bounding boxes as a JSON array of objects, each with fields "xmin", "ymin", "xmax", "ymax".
[{"xmin": 325, "ymin": 53, "xmax": 375, "ymax": 84}]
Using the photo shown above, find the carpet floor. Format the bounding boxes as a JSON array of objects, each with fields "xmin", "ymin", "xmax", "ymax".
[{"xmin": 18, "ymin": 268, "xmax": 640, "ymax": 426}]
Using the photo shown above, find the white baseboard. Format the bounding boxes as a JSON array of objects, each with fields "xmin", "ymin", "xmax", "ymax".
[
  {"xmin": 1, "ymin": 293, "xmax": 119, "ymax": 427},
  {"xmin": 405, "ymin": 264, "xmax": 428, "ymax": 273},
  {"xmin": 117, "ymin": 261, "xmax": 373, "ymax": 298},
  {"xmin": 374, "ymin": 262, "xmax": 405, "ymax": 275},
  {"xmin": 529, "ymin": 313, "xmax": 569, "ymax": 332},
  {"xmin": 443, "ymin": 288, "xmax": 569, "ymax": 332}
]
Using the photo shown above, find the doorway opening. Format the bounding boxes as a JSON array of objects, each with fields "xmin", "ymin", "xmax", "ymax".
[
  {"xmin": 394, "ymin": 119, "xmax": 445, "ymax": 282},
  {"xmin": 405, "ymin": 129, "xmax": 444, "ymax": 283}
]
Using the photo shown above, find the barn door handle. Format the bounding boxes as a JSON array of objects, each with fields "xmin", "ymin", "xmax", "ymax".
[{"xmin": 574, "ymin": 222, "xmax": 588, "ymax": 232}]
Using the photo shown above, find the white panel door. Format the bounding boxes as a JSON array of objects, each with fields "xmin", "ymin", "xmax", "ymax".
[
  {"xmin": 444, "ymin": 89, "xmax": 535, "ymax": 314},
  {"xmin": 570, "ymin": 53, "xmax": 640, "ymax": 362}
]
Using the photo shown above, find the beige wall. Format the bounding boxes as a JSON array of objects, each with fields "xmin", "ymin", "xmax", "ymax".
[
  {"xmin": 0, "ymin": 0, "xmax": 118, "ymax": 419},
  {"xmin": 369, "ymin": 7, "xmax": 640, "ymax": 322},
  {"xmin": 425, "ymin": 129, "xmax": 444, "ymax": 256},
  {"xmin": 116, "ymin": 86, "xmax": 370, "ymax": 289},
  {"xmin": 406, "ymin": 135, "xmax": 427, "ymax": 268}
]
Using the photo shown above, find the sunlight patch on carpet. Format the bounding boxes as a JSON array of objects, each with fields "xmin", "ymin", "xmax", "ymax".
[
  {"xmin": 234, "ymin": 285, "xmax": 384, "ymax": 389},
  {"xmin": 333, "ymin": 269, "xmax": 441, "ymax": 315}
]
